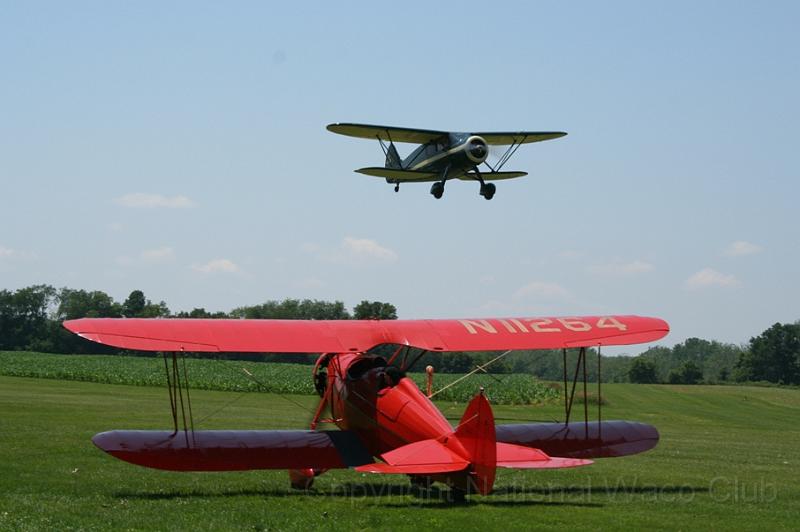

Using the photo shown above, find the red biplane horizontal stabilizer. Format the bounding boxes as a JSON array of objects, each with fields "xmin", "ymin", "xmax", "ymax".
[
  {"xmin": 63, "ymin": 315, "xmax": 669, "ymax": 354},
  {"xmin": 355, "ymin": 439, "xmax": 469, "ymax": 475},
  {"xmin": 495, "ymin": 442, "xmax": 592, "ymax": 469}
]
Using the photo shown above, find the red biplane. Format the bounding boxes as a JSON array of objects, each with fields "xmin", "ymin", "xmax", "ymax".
[{"xmin": 64, "ymin": 315, "xmax": 668, "ymax": 499}]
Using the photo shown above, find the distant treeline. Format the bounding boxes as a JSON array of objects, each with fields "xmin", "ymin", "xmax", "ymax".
[{"xmin": 1, "ymin": 284, "xmax": 798, "ymax": 385}]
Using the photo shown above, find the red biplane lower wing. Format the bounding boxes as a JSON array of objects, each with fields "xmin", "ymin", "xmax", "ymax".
[
  {"xmin": 495, "ymin": 420, "xmax": 660, "ymax": 459},
  {"xmin": 92, "ymin": 430, "xmax": 374, "ymax": 472},
  {"xmin": 63, "ymin": 315, "xmax": 669, "ymax": 354}
]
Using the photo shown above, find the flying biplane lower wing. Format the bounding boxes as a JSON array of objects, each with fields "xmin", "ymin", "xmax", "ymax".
[
  {"xmin": 355, "ymin": 168, "xmax": 527, "ymax": 183},
  {"xmin": 63, "ymin": 315, "xmax": 669, "ymax": 353},
  {"xmin": 355, "ymin": 167, "xmax": 440, "ymax": 182},
  {"xmin": 460, "ymin": 171, "xmax": 527, "ymax": 181}
]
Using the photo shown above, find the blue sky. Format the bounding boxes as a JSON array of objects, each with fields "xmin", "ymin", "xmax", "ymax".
[{"xmin": 1, "ymin": 1, "xmax": 798, "ymax": 352}]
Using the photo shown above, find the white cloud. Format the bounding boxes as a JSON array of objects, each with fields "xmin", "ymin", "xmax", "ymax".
[
  {"xmin": 513, "ymin": 281, "xmax": 569, "ymax": 300},
  {"xmin": 114, "ymin": 193, "xmax": 195, "ymax": 209},
  {"xmin": 192, "ymin": 258, "xmax": 240, "ymax": 274},
  {"xmin": 116, "ymin": 246, "xmax": 176, "ymax": 266},
  {"xmin": 588, "ymin": 259, "xmax": 655, "ymax": 276},
  {"xmin": 0, "ymin": 246, "xmax": 35, "ymax": 262},
  {"xmin": 685, "ymin": 268, "xmax": 739, "ymax": 289},
  {"xmin": 725, "ymin": 240, "xmax": 762, "ymax": 257},
  {"xmin": 302, "ymin": 237, "xmax": 398, "ymax": 265},
  {"xmin": 140, "ymin": 246, "xmax": 175, "ymax": 263},
  {"xmin": 341, "ymin": 237, "xmax": 398, "ymax": 262}
]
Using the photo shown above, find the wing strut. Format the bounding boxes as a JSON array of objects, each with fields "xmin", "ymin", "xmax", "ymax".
[
  {"xmin": 491, "ymin": 134, "xmax": 529, "ymax": 171},
  {"xmin": 162, "ymin": 350, "xmax": 196, "ymax": 447},
  {"xmin": 561, "ymin": 346, "xmax": 604, "ymax": 440}
]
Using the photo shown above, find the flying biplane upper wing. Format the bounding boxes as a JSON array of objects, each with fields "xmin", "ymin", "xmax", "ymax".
[
  {"xmin": 327, "ymin": 123, "xmax": 448, "ymax": 144},
  {"xmin": 471, "ymin": 131, "xmax": 567, "ymax": 145},
  {"xmin": 63, "ymin": 315, "xmax": 668, "ymax": 353}
]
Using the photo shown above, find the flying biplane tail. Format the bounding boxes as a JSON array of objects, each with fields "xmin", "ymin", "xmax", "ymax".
[{"xmin": 385, "ymin": 143, "xmax": 402, "ymax": 169}]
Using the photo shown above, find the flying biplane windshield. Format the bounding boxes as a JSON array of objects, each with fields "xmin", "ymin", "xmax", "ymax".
[
  {"xmin": 64, "ymin": 314, "xmax": 668, "ymax": 500},
  {"xmin": 327, "ymin": 123, "xmax": 566, "ymax": 200}
]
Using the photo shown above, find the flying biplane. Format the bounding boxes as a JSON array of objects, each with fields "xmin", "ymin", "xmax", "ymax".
[
  {"xmin": 327, "ymin": 123, "xmax": 566, "ymax": 199},
  {"xmin": 64, "ymin": 314, "xmax": 668, "ymax": 500}
]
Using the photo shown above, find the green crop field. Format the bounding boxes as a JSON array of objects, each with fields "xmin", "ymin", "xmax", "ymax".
[
  {"xmin": 1, "ymin": 371, "xmax": 798, "ymax": 530},
  {"xmin": 0, "ymin": 351, "xmax": 559, "ymax": 405}
]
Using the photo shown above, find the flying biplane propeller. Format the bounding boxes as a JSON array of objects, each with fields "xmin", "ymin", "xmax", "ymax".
[
  {"xmin": 64, "ymin": 314, "xmax": 668, "ymax": 500},
  {"xmin": 327, "ymin": 123, "xmax": 566, "ymax": 200}
]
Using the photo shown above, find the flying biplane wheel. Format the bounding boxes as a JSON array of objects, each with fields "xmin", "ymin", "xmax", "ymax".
[
  {"xmin": 480, "ymin": 183, "xmax": 496, "ymax": 200},
  {"xmin": 430, "ymin": 182, "xmax": 444, "ymax": 199},
  {"xmin": 394, "ymin": 183, "xmax": 400, "ymax": 192}
]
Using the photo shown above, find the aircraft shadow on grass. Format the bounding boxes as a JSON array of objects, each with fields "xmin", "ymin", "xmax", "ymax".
[{"xmin": 113, "ymin": 482, "xmax": 708, "ymax": 508}]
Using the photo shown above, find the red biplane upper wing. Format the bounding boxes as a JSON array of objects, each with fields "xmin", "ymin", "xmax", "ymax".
[{"xmin": 63, "ymin": 315, "xmax": 668, "ymax": 353}]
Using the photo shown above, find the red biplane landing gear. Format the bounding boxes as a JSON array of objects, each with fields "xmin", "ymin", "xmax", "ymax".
[{"xmin": 289, "ymin": 468, "xmax": 317, "ymax": 490}]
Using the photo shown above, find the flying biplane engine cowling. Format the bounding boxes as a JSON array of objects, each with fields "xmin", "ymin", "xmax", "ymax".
[{"xmin": 465, "ymin": 135, "xmax": 488, "ymax": 164}]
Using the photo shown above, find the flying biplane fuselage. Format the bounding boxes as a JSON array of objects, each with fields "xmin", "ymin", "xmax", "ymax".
[
  {"xmin": 327, "ymin": 123, "xmax": 566, "ymax": 199},
  {"xmin": 65, "ymin": 315, "xmax": 668, "ymax": 500}
]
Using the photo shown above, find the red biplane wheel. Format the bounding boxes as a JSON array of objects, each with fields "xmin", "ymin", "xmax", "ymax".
[{"xmin": 289, "ymin": 468, "xmax": 315, "ymax": 490}]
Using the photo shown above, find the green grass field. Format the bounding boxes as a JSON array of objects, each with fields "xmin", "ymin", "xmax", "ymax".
[{"xmin": 1, "ymin": 374, "xmax": 798, "ymax": 531}]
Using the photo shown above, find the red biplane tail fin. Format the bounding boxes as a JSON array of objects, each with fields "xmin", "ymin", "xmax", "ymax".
[{"xmin": 452, "ymin": 391, "xmax": 497, "ymax": 494}]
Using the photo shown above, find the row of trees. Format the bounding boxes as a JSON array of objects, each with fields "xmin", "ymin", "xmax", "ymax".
[
  {"xmin": 2, "ymin": 285, "xmax": 798, "ymax": 383},
  {"xmin": 0, "ymin": 284, "xmax": 396, "ymax": 355},
  {"xmin": 627, "ymin": 324, "xmax": 800, "ymax": 385}
]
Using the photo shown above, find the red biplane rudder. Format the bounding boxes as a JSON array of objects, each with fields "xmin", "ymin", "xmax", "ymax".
[{"xmin": 449, "ymin": 390, "xmax": 497, "ymax": 495}]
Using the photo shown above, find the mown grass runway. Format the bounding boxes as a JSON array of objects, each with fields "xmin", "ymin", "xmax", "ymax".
[{"xmin": 1, "ymin": 373, "xmax": 798, "ymax": 530}]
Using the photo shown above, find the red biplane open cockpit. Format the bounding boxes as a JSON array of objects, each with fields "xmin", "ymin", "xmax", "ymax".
[{"xmin": 64, "ymin": 315, "xmax": 669, "ymax": 499}]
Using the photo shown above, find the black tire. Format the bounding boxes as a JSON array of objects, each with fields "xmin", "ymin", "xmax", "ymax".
[
  {"xmin": 447, "ymin": 488, "xmax": 467, "ymax": 504},
  {"xmin": 480, "ymin": 183, "xmax": 496, "ymax": 200},
  {"xmin": 430, "ymin": 182, "xmax": 444, "ymax": 199}
]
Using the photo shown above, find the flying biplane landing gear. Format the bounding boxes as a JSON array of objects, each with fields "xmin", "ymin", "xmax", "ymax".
[
  {"xmin": 394, "ymin": 183, "xmax": 400, "ymax": 192},
  {"xmin": 430, "ymin": 181, "xmax": 445, "ymax": 199},
  {"xmin": 473, "ymin": 167, "xmax": 496, "ymax": 200},
  {"xmin": 479, "ymin": 183, "xmax": 496, "ymax": 200}
]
